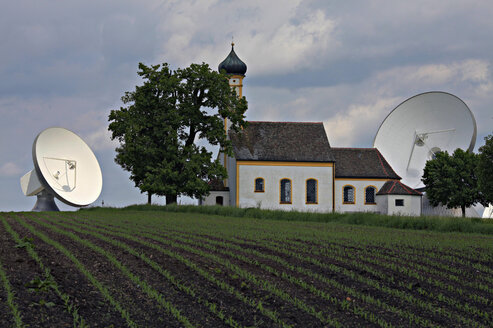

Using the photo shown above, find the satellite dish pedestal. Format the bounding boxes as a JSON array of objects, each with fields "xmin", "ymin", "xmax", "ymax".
[{"xmin": 32, "ymin": 190, "xmax": 60, "ymax": 212}]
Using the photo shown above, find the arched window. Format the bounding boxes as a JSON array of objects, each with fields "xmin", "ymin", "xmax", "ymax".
[
  {"xmin": 365, "ymin": 186, "xmax": 376, "ymax": 204},
  {"xmin": 306, "ymin": 179, "xmax": 318, "ymax": 204},
  {"xmin": 216, "ymin": 196, "xmax": 224, "ymax": 206},
  {"xmin": 343, "ymin": 185, "xmax": 355, "ymax": 204},
  {"xmin": 254, "ymin": 178, "xmax": 265, "ymax": 192},
  {"xmin": 280, "ymin": 179, "xmax": 292, "ymax": 204}
]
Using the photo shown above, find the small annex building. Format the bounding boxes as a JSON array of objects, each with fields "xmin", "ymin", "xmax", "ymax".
[
  {"xmin": 376, "ymin": 180, "xmax": 423, "ymax": 216},
  {"xmin": 200, "ymin": 43, "xmax": 423, "ymax": 216}
]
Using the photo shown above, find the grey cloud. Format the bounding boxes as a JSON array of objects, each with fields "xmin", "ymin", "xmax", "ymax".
[
  {"xmin": 0, "ymin": 1, "xmax": 162, "ymax": 98},
  {"xmin": 1, "ymin": 1, "xmax": 493, "ymax": 211}
]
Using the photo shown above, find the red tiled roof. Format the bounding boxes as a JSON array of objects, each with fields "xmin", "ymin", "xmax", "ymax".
[{"xmin": 376, "ymin": 180, "xmax": 422, "ymax": 196}]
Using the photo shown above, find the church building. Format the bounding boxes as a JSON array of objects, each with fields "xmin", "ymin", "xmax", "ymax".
[{"xmin": 200, "ymin": 44, "xmax": 422, "ymax": 216}]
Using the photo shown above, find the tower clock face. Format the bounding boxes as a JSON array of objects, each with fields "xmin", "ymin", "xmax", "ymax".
[{"xmin": 230, "ymin": 78, "xmax": 239, "ymax": 85}]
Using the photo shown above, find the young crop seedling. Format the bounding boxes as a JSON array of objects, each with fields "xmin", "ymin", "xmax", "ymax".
[
  {"xmin": 14, "ymin": 236, "xmax": 34, "ymax": 249},
  {"xmin": 25, "ymin": 275, "xmax": 57, "ymax": 294}
]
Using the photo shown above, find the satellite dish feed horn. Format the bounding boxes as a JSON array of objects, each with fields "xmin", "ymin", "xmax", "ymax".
[
  {"xmin": 406, "ymin": 128, "xmax": 456, "ymax": 170},
  {"xmin": 20, "ymin": 127, "xmax": 102, "ymax": 211}
]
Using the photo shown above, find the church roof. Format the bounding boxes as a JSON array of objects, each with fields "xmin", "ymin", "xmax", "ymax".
[
  {"xmin": 331, "ymin": 148, "xmax": 401, "ymax": 179},
  {"xmin": 208, "ymin": 178, "xmax": 229, "ymax": 191},
  {"xmin": 376, "ymin": 180, "xmax": 422, "ymax": 196},
  {"xmin": 229, "ymin": 121, "xmax": 335, "ymax": 162},
  {"xmin": 218, "ymin": 43, "xmax": 247, "ymax": 75}
]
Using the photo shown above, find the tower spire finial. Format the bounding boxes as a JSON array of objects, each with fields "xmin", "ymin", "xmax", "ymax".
[
  {"xmin": 231, "ymin": 35, "xmax": 234, "ymax": 48},
  {"xmin": 218, "ymin": 39, "xmax": 246, "ymax": 75}
]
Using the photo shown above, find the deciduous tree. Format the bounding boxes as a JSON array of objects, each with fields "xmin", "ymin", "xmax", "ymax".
[
  {"xmin": 478, "ymin": 134, "xmax": 493, "ymax": 204},
  {"xmin": 422, "ymin": 149, "xmax": 485, "ymax": 217},
  {"xmin": 108, "ymin": 62, "xmax": 247, "ymax": 204}
]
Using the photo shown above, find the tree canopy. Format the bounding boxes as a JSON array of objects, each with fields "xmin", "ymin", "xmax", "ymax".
[
  {"xmin": 108, "ymin": 62, "xmax": 248, "ymax": 204},
  {"xmin": 478, "ymin": 134, "xmax": 493, "ymax": 204},
  {"xmin": 422, "ymin": 148, "xmax": 485, "ymax": 217}
]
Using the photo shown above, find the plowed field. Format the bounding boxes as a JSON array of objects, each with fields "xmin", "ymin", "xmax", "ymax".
[{"xmin": 0, "ymin": 209, "xmax": 492, "ymax": 327}]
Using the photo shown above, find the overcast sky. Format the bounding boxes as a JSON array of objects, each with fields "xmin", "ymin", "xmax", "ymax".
[{"xmin": 1, "ymin": 0, "xmax": 492, "ymax": 211}]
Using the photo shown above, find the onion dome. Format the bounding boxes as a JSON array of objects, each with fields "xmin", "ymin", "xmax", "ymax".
[{"xmin": 218, "ymin": 42, "xmax": 247, "ymax": 75}]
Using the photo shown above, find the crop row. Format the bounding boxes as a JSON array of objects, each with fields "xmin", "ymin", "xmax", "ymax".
[
  {"xmin": 11, "ymin": 215, "xmax": 139, "ymax": 327},
  {"xmin": 148, "ymin": 226, "xmax": 485, "ymax": 328},
  {"xmin": 277, "ymin": 237, "xmax": 493, "ymax": 289},
  {"xmin": 0, "ymin": 245, "xmax": 23, "ymax": 328},
  {"xmin": 39, "ymin": 214, "xmax": 345, "ymax": 327},
  {"xmin": 84, "ymin": 214, "xmax": 490, "ymax": 328},
  {"xmin": 11, "ymin": 209, "xmax": 491, "ymax": 328},
  {"xmin": 23, "ymin": 213, "xmax": 292, "ymax": 328},
  {"xmin": 89, "ymin": 210, "xmax": 493, "ymax": 276},
  {"xmin": 259, "ymin": 238, "xmax": 491, "ymax": 325},
  {"xmin": 84, "ymin": 212, "xmax": 492, "ymax": 312},
  {"xmin": 79, "ymin": 212, "xmax": 493, "ymax": 327},
  {"xmin": 1, "ymin": 218, "xmax": 88, "ymax": 327},
  {"xmin": 48, "ymin": 212, "xmax": 491, "ymax": 327},
  {"xmin": 157, "ymin": 217, "xmax": 493, "ymax": 307},
  {"xmin": 266, "ymin": 237, "xmax": 492, "ymax": 305}
]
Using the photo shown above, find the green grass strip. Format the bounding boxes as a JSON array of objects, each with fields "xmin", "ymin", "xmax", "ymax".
[
  {"xmin": 2, "ymin": 217, "xmax": 88, "ymax": 328},
  {"xmin": 26, "ymin": 214, "xmax": 195, "ymax": 328},
  {"xmin": 13, "ymin": 215, "xmax": 138, "ymax": 328},
  {"xmin": 81, "ymin": 204, "xmax": 493, "ymax": 235}
]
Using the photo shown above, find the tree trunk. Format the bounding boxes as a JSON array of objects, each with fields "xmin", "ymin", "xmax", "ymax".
[
  {"xmin": 166, "ymin": 194, "xmax": 177, "ymax": 205},
  {"xmin": 461, "ymin": 205, "xmax": 466, "ymax": 218},
  {"xmin": 147, "ymin": 192, "xmax": 152, "ymax": 205}
]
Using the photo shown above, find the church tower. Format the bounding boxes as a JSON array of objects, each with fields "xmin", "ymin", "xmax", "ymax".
[
  {"xmin": 217, "ymin": 42, "xmax": 247, "ymax": 187},
  {"xmin": 218, "ymin": 42, "xmax": 247, "ymax": 132}
]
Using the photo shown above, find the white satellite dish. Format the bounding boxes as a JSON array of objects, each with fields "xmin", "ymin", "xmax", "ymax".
[
  {"xmin": 20, "ymin": 127, "xmax": 102, "ymax": 211},
  {"xmin": 373, "ymin": 91, "xmax": 476, "ymax": 189}
]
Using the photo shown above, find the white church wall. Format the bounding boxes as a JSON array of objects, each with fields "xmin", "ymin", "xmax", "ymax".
[
  {"xmin": 237, "ymin": 162, "xmax": 333, "ymax": 212},
  {"xmin": 376, "ymin": 194, "xmax": 388, "ymax": 214},
  {"xmin": 386, "ymin": 195, "xmax": 421, "ymax": 216},
  {"xmin": 334, "ymin": 179, "xmax": 389, "ymax": 213}
]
